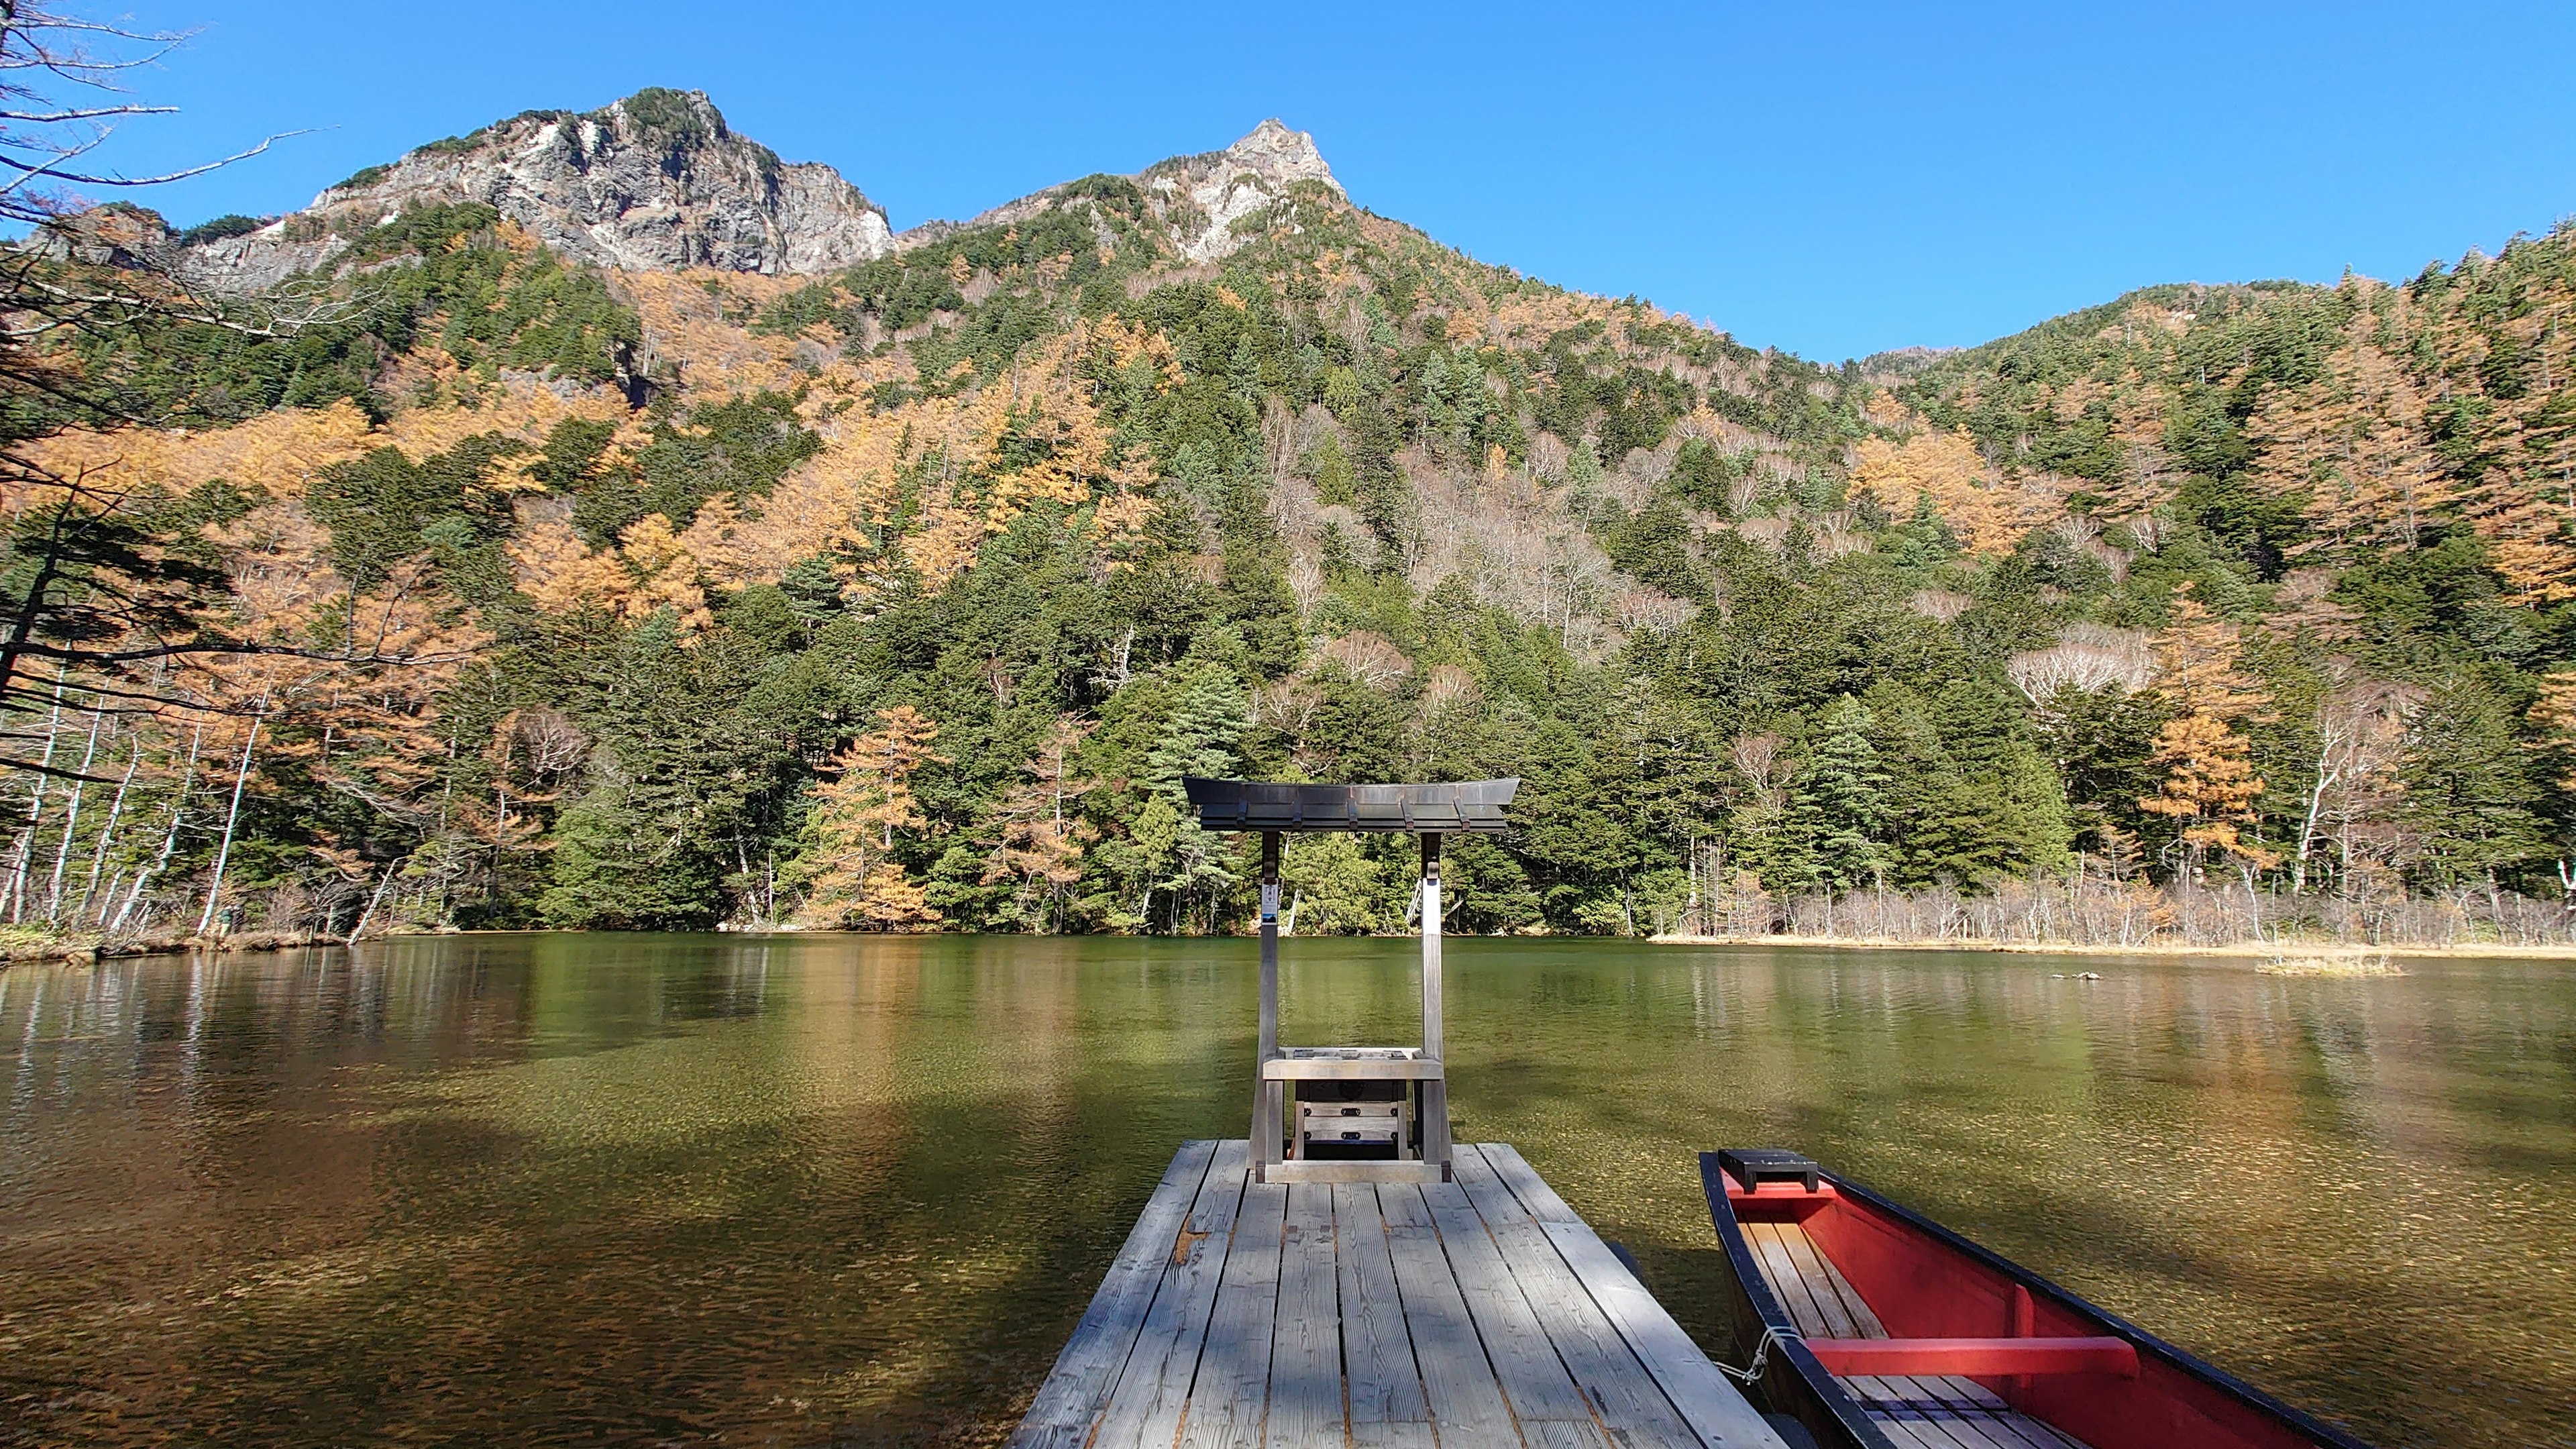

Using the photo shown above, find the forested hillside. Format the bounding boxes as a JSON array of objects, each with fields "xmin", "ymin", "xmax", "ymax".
[{"xmin": 7, "ymin": 92, "xmax": 2575, "ymax": 947}]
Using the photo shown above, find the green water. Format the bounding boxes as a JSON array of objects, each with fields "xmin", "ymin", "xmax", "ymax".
[{"xmin": 1, "ymin": 935, "xmax": 2568, "ymax": 1448}]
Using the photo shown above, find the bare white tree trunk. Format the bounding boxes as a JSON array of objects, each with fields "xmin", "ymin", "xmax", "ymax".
[
  {"xmin": 44, "ymin": 701, "xmax": 103, "ymax": 920},
  {"xmin": 198, "ymin": 702, "xmax": 266, "ymax": 937},
  {"xmin": 349, "ymin": 863, "xmax": 396, "ymax": 943},
  {"xmin": 115, "ymin": 720, "xmax": 204, "ymax": 934},
  {"xmin": 78, "ymin": 739, "xmax": 140, "ymax": 924},
  {"xmin": 8, "ymin": 673, "xmax": 68, "ymax": 922}
]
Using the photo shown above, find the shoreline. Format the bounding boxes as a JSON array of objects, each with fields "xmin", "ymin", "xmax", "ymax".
[
  {"xmin": 1644, "ymin": 932, "xmax": 2576, "ymax": 961},
  {"xmin": 1, "ymin": 928, "xmax": 354, "ymax": 967},
  {"xmin": 9, "ymin": 928, "xmax": 2575, "ymax": 971}
]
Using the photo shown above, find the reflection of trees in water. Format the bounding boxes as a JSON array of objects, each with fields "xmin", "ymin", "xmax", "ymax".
[{"xmin": 0, "ymin": 937, "xmax": 2568, "ymax": 1448}]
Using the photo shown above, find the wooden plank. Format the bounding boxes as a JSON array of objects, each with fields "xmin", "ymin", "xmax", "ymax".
[
  {"xmin": 1931, "ymin": 1409, "xmax": 2078, "ymax": 1449},
  {"xmin": 1350, "ymin": 1425, "xmax": 1441, "ymax": 1449},
  {"xmin": 1762, "ymin": 1224, "xmax": 1862, "ymax": 1340},
  {"xmin": 1452, "ymin": 1146, "xmax": 1701, "ymax": 1448},
  {"xmin": 1279, "ymin": 1046, "xmax": 1426, "ymax": 1059},
  {"xmin": 1536, "ymin": 1216, "xmax": 1787, "ymax": 1449},
  {"xmin": 1866, "ymin": 1414, "xmax": 1965, "ymax": 1449},
  {"xmin": 1903, "ymin": 1379, "xmax": 2083, "ymax": 1449},
  {"xmin": 1265, "ymin": 1159, "xmax": 1445, "ymax": 1185},
  {"xmin": 1421, "ymin": 1172, "xmax": 1605, "ymax": 1439},
  {"xmin": 1797, "ymin": 1232, "xmax": 1892, "ymax": 1338},
  {"xmin": 1263, "ymin": 1183, "xmax": 1344, "ymax": 1449},
  {"xmin": 1379, "ymin": 1181, "xmax": 1525, "ymax": 1447},
  {"xmin": 1928, "ymin": 1375, "xmax": 2009, "ymax": 1410},
  {"xmin": 1479, "ymin": 1140, "xmax": 1582, "ymax": 1224},
  {"xmin": 1334, "ymin": 1183, "xmax": 1430, "ymax": 1432},
  {"xmin": 1524, "ymin": 1422, "xmax": 1615, "ymax": 1449},
  {"xmin": 1884, "ymin": 1401, "xmax": 2037, "ymax": 1449},
  {"xmin": 1264, "ymin": 1056, "xmax": 1445, "ymax": 1081},
  {"xmin": 1179, "ymin": 1173, "xmax": 1290, "ymax": 1449},
  {"xmin": 1093, "ymin": 1140, "xmax": 1253, "ymax": 1449},
  {"xmin": 1299, "ymin": 1102, "xmax": 1405, "ymax": 1122},
  {"xmin": 1847, "ymin": 1375, "xmax": 2064, "ymax": 1449},
  {"xmin": 1741, "ymin": 1223, "xmax": 1837, "ymax": 1338},
  {"xmin": 1842, "ymin": 1377, "xmax": 1981, "ymax": 1449},
  {"xmin": 1010, "ymin": 1139, "xmax": 1220, "ymax": 1449}
]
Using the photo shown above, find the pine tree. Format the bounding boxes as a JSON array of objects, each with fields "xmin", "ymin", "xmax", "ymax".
[
  {"xmin": 1792, "ymin": 696, "xmax": 1889, "ymax": 890},
  {"xmin": 1139, "ymin": 668, "xmax": 1244, "ymax": 930},
  {"xmin": 2398, "ymin": 676, "xmax": 2546, "ymax": 891}
]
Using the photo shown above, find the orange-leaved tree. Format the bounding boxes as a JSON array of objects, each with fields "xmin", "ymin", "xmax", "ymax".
[
  {"xmin": 795, "ymin": 705, "xmax": 945, "ymax": 930},
  {"xmin": 981, "ymin": 714, "xmax": 1097, "ymax": 932},
  {"xmin": 2140, "ymin": 588, "xmax": 2279, "ymax": 880},
  {"xmin": 2140, "ymin": 712, "xmax": 2277, "ymax": 879}
]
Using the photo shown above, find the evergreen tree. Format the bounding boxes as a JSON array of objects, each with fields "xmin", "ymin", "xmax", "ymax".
[
  {"xmin": 1792, "ymin": 696, "xmax": 1890, "ymax": 890},
  {"xmin": 1140, "ymin": 667, "xmax": 1245, "ymax": 930},
  {"xmin": 2398, "ymin": 675, "xmax": 2548, "ymax": 892}
]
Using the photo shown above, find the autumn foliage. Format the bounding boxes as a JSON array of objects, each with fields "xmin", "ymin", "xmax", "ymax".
[{"xmin": 13, "ymin": 117, "xmax": 2576, "ymax": 948}]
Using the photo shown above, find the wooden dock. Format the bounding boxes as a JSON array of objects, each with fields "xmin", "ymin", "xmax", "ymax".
[{"xmin": 1010, "ymin": 1140, "xmax": 1788, "ymax": 1449}]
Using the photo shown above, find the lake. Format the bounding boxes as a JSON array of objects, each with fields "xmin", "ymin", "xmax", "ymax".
[{"xmin": 2, "ymin": 934, "xmax": 2569, "ymax": 1448}]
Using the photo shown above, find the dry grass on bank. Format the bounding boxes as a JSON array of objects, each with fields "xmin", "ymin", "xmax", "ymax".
[
  {"xmin": 2256, "ymin": 953, "xmax": 2408, "ymax": 977},
  {"xmin": 1646, "ymin": 932, "xmax": 2573, "ymax": 963}
]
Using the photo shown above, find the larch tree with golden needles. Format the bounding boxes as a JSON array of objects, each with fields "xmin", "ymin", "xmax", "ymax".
[
  {"xmin": 2139, "ymin": 712, "xmax": 2276, "ymax": 879},
  {"xmin": 796, "ymin": 706, "xmax": 945, "ymax": 931},
  {"xmin": 2251, "ymin": 320, "xmax": 2450, "ymax": 554},
  {"xmin": 2139, "ymin": 589, "xmax": 2279, "ymax": 881},
  {"xmin": 981, "ymin": 714, "xmax": 1097, "ymax": 932},
  {"xmin": 1847, "ymin": 425, "xmax": 2046, "ymax": 556}
]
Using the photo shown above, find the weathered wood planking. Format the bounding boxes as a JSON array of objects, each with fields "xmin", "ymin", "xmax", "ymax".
[
  {"xmin": 1090, "ymin": 1140, "xmax": 1253, "ymax": 1449},
  {"xmin": 1417, "ymin": 1171, "xmax": 1605, "ymax": 1440},
  {"xmin": 1263, "ymin": 1184, "xmax": 1341, "ymax": 1449},
  {"xmin": 1452, "ymin": 1146, "xmax": 1703, "ymax": 1446},
  {"xmin": 1009, "ymin": 1142, "xmax": 1790, "ymax": 1449},
  {"xmin": 1743, "ymin": 1218, "xmax": 2092, "ymax": 1449},
  {"xmin": 1011, "ymin": 1138, "xmax": 1220, "ymax": 1449},
  {"xmin": 1333, "ymin": 1181, "xmax": 1430, "ymax": 1439},
  {"xmin": 1481, "ymin": 1145, "xmax": 1787, "ymax": 1449}
]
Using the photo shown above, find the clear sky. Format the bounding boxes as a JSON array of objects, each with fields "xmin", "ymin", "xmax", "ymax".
[{"xmin": 66, "ymin": 0, "xmax": 2576, "ymax": 362}]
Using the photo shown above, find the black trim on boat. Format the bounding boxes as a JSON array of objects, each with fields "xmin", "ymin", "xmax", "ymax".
[
  {"xmin": 1699, "ymin": 1150, "xmax": 2381, "ymax": 1449},
  {"xmin": 1699, "ymin": 1152, "xmax": 1901, "ymax": 1449}
]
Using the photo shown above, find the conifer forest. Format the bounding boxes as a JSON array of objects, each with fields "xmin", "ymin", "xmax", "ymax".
[{"xmin": 12, "ymin": 82, "xmax": 2576, "ymax": 953}]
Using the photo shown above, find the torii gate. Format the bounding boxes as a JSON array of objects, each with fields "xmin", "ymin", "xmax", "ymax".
[{"xmin": 1182, "ymin": 777, "xmax": 1519, "ymax": 1185}]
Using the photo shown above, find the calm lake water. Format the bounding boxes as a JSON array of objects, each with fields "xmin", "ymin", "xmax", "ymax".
[{"xmin": 1, "ymin": 934, "xmax": 2569, "ymax": 1448}]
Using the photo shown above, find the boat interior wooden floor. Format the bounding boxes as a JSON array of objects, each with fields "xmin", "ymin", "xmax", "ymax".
[
  {"xmin": 1735, "ymin": 1219, "xmax": 2088, "ymax": 1449},
  {"xmin": 1011, "ymin": 1140, "xmax": 1787, "ymax": 1449}
]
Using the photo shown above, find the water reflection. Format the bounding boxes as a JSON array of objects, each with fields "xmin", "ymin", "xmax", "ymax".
[{"xmin": 1, "ymin": 937, "xmax": 2569, "ymax": 1448}]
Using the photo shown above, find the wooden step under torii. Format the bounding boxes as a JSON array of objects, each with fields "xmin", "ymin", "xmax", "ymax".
[{"xmin": 1181, "ymin": 777, "xmax": 1517, "ymax": 1186}]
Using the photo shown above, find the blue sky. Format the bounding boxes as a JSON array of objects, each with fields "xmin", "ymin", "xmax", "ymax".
[{"xmin": 65, "ymin": 1, "xmax": 2576, "ymax": 362}]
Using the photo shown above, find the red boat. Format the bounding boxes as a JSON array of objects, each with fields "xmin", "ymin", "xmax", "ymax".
[{"xmin": 1700, "ymin": 1149, "xmax": 2377, "ymax": 1449}]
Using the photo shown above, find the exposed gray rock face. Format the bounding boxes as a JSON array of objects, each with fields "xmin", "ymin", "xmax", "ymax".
[
  {"xmin": 117, "ymin": 107, "xmax": 1339, "ymax": 291},
  {"xmin": 894, "ymin": 118, "xmax": 1341, "ymax": 262},
  {"xmin": 177, "ymin": 89, "xmax": 892, "ymax": 289}
]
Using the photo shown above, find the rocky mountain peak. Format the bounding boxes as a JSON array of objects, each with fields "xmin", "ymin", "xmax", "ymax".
[
  {"xmin": 175, "ymin": 88, "xmax": 895, "ymax": 290},
  {"xmin": 1136, "ymin": 119, "xmax": 1340, "ymax": 262},
  {"xmin": 1218, "ymin": 119, "xmax": 1340, "ymax": 193},
  {"xmin": 894, "ymin": 118, "xmax": 1344, "ymax": 263},
  {"xmin": 146, "ymin": 105, "xmax": 1347, "ymax": 290}
]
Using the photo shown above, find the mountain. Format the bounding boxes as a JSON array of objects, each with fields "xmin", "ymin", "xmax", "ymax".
[
  {"xmin": 160, "ymin": 98, "xmax": 1345, "ymax": 292},
  {"xmin": 13, "ymin": 90, "xmax": 2576, "ymax": 960},
  {"xmin": 176, "ymin": 89, "xmax": 896, "ymax": 289},
  {"xmin": 894, "ymin": 117, "xmax": 1342, "ymax": 263}
]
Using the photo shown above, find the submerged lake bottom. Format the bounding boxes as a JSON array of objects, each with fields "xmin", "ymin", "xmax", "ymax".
[{"xmin": 1, "ymin": 934, "xmax": 2568, "ymax": 1449}]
